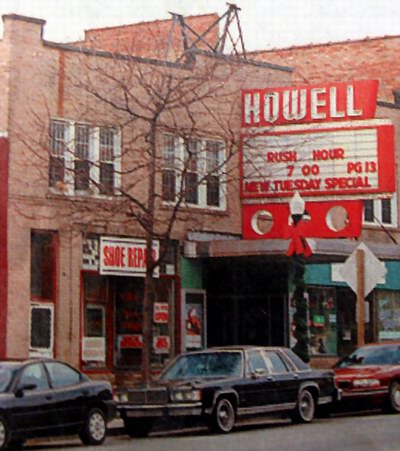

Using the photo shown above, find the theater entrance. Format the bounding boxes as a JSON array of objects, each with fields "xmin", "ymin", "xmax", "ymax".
[{"xmin": 205, "ymin": 258, "xmax": 288, "ymax": 348}]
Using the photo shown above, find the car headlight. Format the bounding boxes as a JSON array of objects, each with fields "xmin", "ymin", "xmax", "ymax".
[
  {"xmin": 171, "ymin": 389, "xmax": 202, "ymax": 402},
  {"xmin": 114, "ymin": 391, "xmax": 129, "ymax": 403},
  {"xmin": 352, "ymin": 378, "xmax": 380, "ymax": 388}
]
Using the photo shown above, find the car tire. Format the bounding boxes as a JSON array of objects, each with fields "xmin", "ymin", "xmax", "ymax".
[
  {"xmin": 385, "ymin": 381, "xmax": 400, "ymax": 413},
  {"xmin": 291, "ymin": 389, "xmax": 315, "ymax": 423},
  {"xmin": 208, "ymin": 398, "xmax": 236, "ymax": 434},
  {"xmin": 0, "ymin": 416, "xmax": 10, "ymax": 451},
  {"xmin": 79, "ymin": 407, "xmax": 107, "ymax": 446},
  {"xmin": 124, "ymin": 418, "xmax": 153, "ymax": 438}
]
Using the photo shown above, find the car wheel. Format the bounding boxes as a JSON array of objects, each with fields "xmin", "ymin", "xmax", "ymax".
[
  {"xmin": 124, "ymin": 418, "xmax": 153, "ymax": 438},
  {"xmin": 0, "ymin": 416, "xmax": 10, "ymax": 450},
  {"xmin": 209, "ymin": 398, "xmax": 235, "ymax": 434},
  {"xmin": 291, "ymin": 389, "xmax": 315, "ymax": 423},
  {"xmin": 385, "ymin": 381, "xmax": 400, "ymax": 413},
  {"xmin": 79, "ymin": 407, "xmax": 107, "ymax": 446}
]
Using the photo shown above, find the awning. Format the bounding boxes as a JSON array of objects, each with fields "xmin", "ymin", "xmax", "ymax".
[{"xmin": 184, "ymin": 236, "xmax": 400, "ymax": 262}]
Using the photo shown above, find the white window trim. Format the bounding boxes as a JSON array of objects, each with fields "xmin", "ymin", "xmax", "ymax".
[
  {"xmin": 163, "ymin": 135, "xmax": 226, "ymax": 211},
  {"xmin": 363, "ymin": 194, "xmax": 398, "ymax": 228},
  {"xmin": 50, "ymin": 118, "xmax": 121, "ymax": 197}
]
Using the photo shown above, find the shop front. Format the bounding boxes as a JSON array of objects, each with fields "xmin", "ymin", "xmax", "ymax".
[{"xmin": 80, "ymin": 236, "xmax": 178, "ymax": 379}]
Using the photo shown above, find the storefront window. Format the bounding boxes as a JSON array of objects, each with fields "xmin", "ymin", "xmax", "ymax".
[
  {"xmin": 308, "ymin": 287, "xmax": 337, "ymax": 356},
  {"xmin": 115, "ymin": 277, "xmax": 174, "ymax": 368},
  {"xmin": 378, "ymin": 291, "xmax": 400, "ymax": 340},
  {"xmin": 82, "ymin": 274, "xmax": 109, "ymax": 370}
]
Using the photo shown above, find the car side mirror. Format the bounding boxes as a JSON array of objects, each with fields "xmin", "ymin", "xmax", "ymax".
[
  {"xmin": 15, "ymin": 383, "xmax": 37, "ymax": 398},
  {"xmin": 251, "ymin": 368, "xmax": 265, "ymax": 379}
]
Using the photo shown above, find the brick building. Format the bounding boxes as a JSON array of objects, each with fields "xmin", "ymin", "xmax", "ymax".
[
  {"xmin": 1, "ymin": 11, "xmax": 400, "ymax": 382},
  {"xmin": 0, "ymin": 13, "xmax": 293, "ymax": 382},
  {"xmin": 248, "ymin": 36, "xmax": 400, "ymax": 362}
]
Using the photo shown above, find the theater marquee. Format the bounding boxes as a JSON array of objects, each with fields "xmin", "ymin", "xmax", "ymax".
[
  {"xmin": 240, "ymin": 80, "xmax": 396, "ymax": 240},
  {"xmin": 241, "ymin": 119, "xmax": 395, "ymax": 199}
]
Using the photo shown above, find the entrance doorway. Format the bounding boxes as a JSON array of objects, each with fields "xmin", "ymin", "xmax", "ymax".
[{"xmin": 205, "ymin": 258, "xmax": 288, "ymax": 348}]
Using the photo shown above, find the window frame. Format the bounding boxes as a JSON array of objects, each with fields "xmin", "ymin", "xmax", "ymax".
[
  {"xmin": 363, "ymin": 195, "xmax": 397, "ymax": 227},
  {"xmin": 161, "ymin": 134, "xmax": 226, "ymax": 210},
  {"xmin": 49, "ymin": 119, "xmax": 121, "ymax": 197},
  {"xmin": 29, "ymin": 303, "xmax": 55, "ymax": 358}
]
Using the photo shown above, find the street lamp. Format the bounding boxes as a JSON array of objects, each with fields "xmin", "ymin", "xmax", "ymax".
[{"xmin": 288, "ymin": 191, "xmax": 311, "ymax": 363}]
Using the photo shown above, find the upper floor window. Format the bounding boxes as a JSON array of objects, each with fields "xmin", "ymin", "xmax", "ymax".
[
  {"xmin": 49, "ymin": 119, "xmax": 121, "ymax": 196},
  {"xmin": 363, "ymin": 195, "xmax": 397, "ymax": 227},
  {"xmin": 162, "ymin": 135, "xmax": 226, "ymax": 210}
]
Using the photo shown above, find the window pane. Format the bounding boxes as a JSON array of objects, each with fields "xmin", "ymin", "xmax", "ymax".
[
  {"xmin": 74, "ymin": 160, "xmax": 90, "ymax": 190},
  {"xmin": 19, "ymin": 363, "xmax": 49, "ymax": 390},
  {"xmin": 184, "ymin": 172, "xmax": 198, "ymax": 204},
  {"xmin": 31, "ymin": 232, "xmax": 56, "ymax": 300},
  {"xmin": 382, "ymin": 199, "xmax": 392, "ymax": 224},
  {"xmin": 45, "ymin": 362, "xmax": 81, "ymax": 388},
  {"xmin": 100, "ymin": 128, "xmax": 115, "ymax": 161},
  {"xmin": 266, "ymin": 352, "xmax": 289, "ymax": 373},
  {"xmin": 163, "ymin": 135, "xmax": 176, "ymax": 169},
  {"xmin": 75, "ymin": 124, "xmax": 89, "ymax": 159},
  {"xmin": 86, "ymin": 307, "xmax": 105, "ymax": 337},
  {"xmin": 247, "ymin": 351, "xmax": 267, "ymax": 374},
  {"xmin": 207, "ymin": 175, "xmax": 220, "ymax": 206},
  {"xmin": 100, "ymin": 162, "xmax": 114, "ymax": 195},
  {"xmin": 50, "ymin": 120, "xmax": 66, "ymax": 156},
  {"xmin": 364, "ymin": 200, "xmax": 374, "ymax": 222},
  {"xmin": 49, "ymin": 156, "xmax": 65, "ymax": 188},
  {"xmin": 30, "ymin": 307, "xmax": 52, "ymax": 348},
  {"xmin": 162, "ymin": 170, "xmax": 176, "ymax": 201}
]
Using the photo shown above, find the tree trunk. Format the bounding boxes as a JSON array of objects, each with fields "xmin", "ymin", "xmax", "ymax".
[
  {"xmin": 291, "ymin": 253, "xmax": 310, "ymax": 363},
  {"xmin": 141, "ymin": 121, "xmax": 158, "ymax": 383}
]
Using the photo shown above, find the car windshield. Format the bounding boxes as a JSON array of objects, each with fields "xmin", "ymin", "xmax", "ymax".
[
  {"xmin": 0, "ymin": 366, "xmax": 14, "ymax": 392},
  {"xmin": 160, "ymin": 351, "xmax": 243, "ymax": 381},
  {"xmin": 336, "ymin": 345, "xmax": 400, "ymax": 367}
]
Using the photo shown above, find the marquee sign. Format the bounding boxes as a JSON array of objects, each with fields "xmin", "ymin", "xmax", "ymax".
[
  {"xmin": 100, "ymin": 237, "xmax": 159, "ymax": 277},
  {"xmin": 241, "ymin": 119, "xmax": 395, "ymax": 200},
  {"xmin": 242, "ymin": 80, "xmax": 378, "ymax": 127}
]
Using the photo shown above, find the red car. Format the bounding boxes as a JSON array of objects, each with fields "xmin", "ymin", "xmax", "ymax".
[{"xmin": 333, "ymin": 342, "xmax": 400, "ymax": 412}]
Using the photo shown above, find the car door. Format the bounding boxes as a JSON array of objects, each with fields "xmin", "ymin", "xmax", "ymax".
[
  {"xmin": 235, "ymin": 350, "xmax": 277, "ymax": 411},
  {"xmin": 263, "ymin": 350, "xmax": 299, "ymax": 405},
  {"xmin": 10, "ymin": 362, "xmax": 57, "ymax": 435},
  {"xmin": 44, "ymin": 361, "xmax": 88, "ymax": 430}
]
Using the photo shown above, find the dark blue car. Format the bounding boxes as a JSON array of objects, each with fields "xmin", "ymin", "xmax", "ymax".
[{"xmin": 0, "ymin": 358, "xmax": 115, "ymax": 449}]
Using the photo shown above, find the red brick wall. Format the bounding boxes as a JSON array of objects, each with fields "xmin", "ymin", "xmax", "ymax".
[
  {"xmin": 78, "ymin": 13, "xmax": 220, "ymax": 61},
  {"xmin": 250, "ymin": 36, "xmax": 400, "ymax": 102}
]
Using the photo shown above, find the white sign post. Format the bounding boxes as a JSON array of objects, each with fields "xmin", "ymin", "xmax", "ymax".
[{"xmin": 339, "ymin": 242, "xmax": 387, "ymax": 345}]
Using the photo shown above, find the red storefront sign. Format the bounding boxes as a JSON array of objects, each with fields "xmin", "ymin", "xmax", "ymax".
[
  {"xmin": 153, "ymin": 336, "xmax": 170, "ymax": 354},
  {"xmin": 119, "ymin": 335, "xmax": 170, "ymax": 353},
  {"xmin": 241, "ymin": 120, "xmax": 395, "ymax": 200},
  {"xmin": 242, "ymin": 200, "xmax": 363, "ymax": 240},
  {"xmin": 153, "ymin": 303, "xmax": 169, "ymax": 324},
  {"xmin": 119, "ymin": 335, "xmax": 143, "ymax": 349},
  {"xmin": 242, "ymin": 80, "xmax": 378, "ymax": 127},
  {"xmin": 100, "ymin": 237, "xmax": 159, "ymax": 277}
]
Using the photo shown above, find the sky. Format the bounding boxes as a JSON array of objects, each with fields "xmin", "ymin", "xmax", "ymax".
[{"xmin": 0, "ymin": 0, "xmax": 400, "ymax": 51}]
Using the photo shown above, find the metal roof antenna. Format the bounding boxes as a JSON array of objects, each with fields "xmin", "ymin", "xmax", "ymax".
[{"xmin": 165, "ymin": 3, "xmax": 247, "ymax": 63}]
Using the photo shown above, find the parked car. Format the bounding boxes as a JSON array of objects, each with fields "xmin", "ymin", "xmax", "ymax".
[
  {"xmin": 115, "ymin": 346, "xmax": 339, "ymax": 436},
  {"xmin": 333, "ymin": 341, "xmax": 400, "ymax": 412},
  {"xmin": 0, "ymin": 358, "xmax": 116, "ymax": 450}
]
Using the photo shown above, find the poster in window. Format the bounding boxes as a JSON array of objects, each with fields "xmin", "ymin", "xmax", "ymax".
[{"xmin": 185, "ymin": 303, "xmax": 203, "ymax": 349}]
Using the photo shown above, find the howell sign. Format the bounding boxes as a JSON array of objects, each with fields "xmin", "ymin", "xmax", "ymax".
[{"xmin": 242, "ymin": 80, "xmax": 378, "ymax": 127}]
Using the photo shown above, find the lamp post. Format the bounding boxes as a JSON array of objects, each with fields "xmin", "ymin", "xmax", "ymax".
[{"xmin": 288, "ymin": 191, "xmax": 311, "ymax": 363}]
